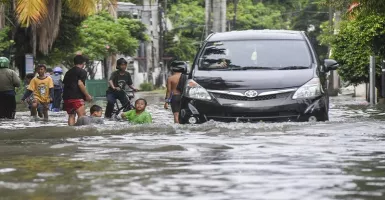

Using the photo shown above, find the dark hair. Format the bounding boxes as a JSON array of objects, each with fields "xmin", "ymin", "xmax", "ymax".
[
  {"xmin": 74, "ymin": 55, "xmax": 87, "ymax": 65},
  {"xmin": 36, "ymin": 64, "xmax": 46, "ymax": 70},
  {"xmin": 116, "ymin": 58, "xmax": 128, "ymax": 70},
  {"xmin": 135, "ymin": 98, "xmax": 147, "ymax": 106},
  {"xmin": 90, "ymin": 105, "xmax": 103, "ymax": 114},
  {"xmin": 25, "ymin": 73, "xmax": 35, "ymax": 79}
]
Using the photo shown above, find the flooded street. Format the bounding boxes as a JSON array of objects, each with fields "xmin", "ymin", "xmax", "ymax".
[{"xmin": 1, "ymin": 94, "xmax": 385, "ymax": 200}]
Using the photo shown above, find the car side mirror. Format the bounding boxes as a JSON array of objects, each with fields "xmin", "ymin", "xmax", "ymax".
[{"xmin": 324, "ymin": 59, "xmax": 339, "ymax": 71}]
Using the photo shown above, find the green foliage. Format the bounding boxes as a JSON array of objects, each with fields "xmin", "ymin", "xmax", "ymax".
[
  {"xmin": 140, "ymin": 82, "xmax": 154, "ymax": 91},
  {"xmin": 290, "ymin": 1, "xmax": 329, "ymax": 59},
  {"xmin": 227, "ymin": 1, "xmax": 286, "ymax": 30},
  {"xmin": 36, "ymin": 7, "xmax": 83, "ymax": 66},
  {"xmin": 117, "ymin": 18, "xmax": 149, "ymax": 41},
  {"xmin": 165, "ymin": 1, "xmax": 205, "ymax": 61},
  {"xmin": 331, "ymin": 15, "xmax": 385, "ymax": 86},
  {"xmin": 77, "ymin": 12, "xmax": 140, "ymax": 61},
  {"xmin": 0, "ymin": 26, "xmax": 14, "ymax": 54}
]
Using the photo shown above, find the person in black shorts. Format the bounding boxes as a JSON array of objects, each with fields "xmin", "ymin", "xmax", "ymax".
[
  {"xmin": 164, "ymin": 61, "xmax": 187, "ymax": 123},
  {"xmin": 105, "ymin": 58, "xmax": 138, "ymax": 118}
]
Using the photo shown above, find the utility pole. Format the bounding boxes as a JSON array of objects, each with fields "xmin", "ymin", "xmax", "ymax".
[
  {"xmin": 205, "ymin": 0, "xmax": 211, "ymax": 37},
  {"xmin": 142, "ymin": 0, "xmax": 159, "ymax": 84},
  {"xmin": 327, "ymin": 4, "xmax": 338, "ymax": 96},
  {"xmin": 158, "ymin": 0, "xmax": 166, "ymax": 87},
  {"xmin": 205, "ymin": 0, "xmax": 226, "ymax": 36}
]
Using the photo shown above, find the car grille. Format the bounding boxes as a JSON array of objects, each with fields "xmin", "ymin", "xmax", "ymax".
[{"xmin": 212, "ymin": 92, "xmax": 291, "ymax": 101}]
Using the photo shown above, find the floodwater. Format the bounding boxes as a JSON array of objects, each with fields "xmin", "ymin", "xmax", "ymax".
[{"xmin": 1, "ymin": 94, "xmax": 385, "ymax": 200}]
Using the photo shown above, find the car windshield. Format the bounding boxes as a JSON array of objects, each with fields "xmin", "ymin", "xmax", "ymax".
[{"xmin": 198, "ymin": 40, "xmax": 313, "ymax": 71}]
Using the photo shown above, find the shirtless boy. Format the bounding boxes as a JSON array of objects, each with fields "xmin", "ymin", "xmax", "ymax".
[{"xmin": 164, "ymin": 61, "xmax": 187, "ymax": 123}]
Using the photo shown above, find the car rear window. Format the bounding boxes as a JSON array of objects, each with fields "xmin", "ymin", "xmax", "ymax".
[{"xmin": 198, "ymin": 40, "xmax": 313, "ymax": 71}]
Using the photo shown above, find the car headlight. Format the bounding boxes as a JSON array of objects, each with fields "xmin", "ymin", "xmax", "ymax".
[
  {"xmin": 184, "ymin": 79, "xmax": 212, "ymax": 100},
  {"xmin": 292, "ymin": 78, "xmax": 322, "ymax": 99}
]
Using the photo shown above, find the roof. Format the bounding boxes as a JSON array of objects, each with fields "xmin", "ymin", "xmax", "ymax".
[
  {"xmin": 206, "ymin": 30, "xmax": 305, "ymax": 41},
  {"xmin": 117, "ymin": 2, "xmax": 141, "ymax": 12}
]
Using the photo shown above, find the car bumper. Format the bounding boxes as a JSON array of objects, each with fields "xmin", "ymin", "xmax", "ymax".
[{"xmin": 179, "ymin": 93, "xmax": 327, "ymax": 123}]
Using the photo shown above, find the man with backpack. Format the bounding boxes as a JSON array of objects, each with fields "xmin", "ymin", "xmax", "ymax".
[{"xmin": 164, "ymin": 61, "xmax": 188, "ymax": 123}]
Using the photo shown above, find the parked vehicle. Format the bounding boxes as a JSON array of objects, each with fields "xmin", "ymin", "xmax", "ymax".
[{"xmin": 178, "ymin": 30, "xmax": 339, "ymax": 124}]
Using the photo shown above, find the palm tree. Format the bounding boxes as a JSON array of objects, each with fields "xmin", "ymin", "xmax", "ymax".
[{"xmin": 15, "ymin": 0, "xmax": 117, "ymax": 55}]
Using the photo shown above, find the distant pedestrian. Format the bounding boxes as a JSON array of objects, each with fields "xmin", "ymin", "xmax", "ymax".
[
  {"xmin": 75, "ymin": 105, "xmax": 104, "ymax": 126},
  {"xmin": 0, "ymin": 57, "xmax": 21, "ymax": 119},
  {"xmin": 51, "ymin": 67, "xmax": 63, "ymax": 112},
  {"xmin": 164, "ymin": 61, "xmax": 187, "ymax": 123},
  {"xmin": 23, "ymin": 73, "xmax": 43, "ymax": 118},
  {"xmin": 21, "ymin": 64, "xmax": 54, "ymax": 121},
  {"xmin": 62, "ymin": 55, "xmax": 92, "ymax": 126}
]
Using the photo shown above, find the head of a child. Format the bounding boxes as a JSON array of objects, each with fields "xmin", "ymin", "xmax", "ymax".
[
  {"xmin": 116, "ymin": 58, "xmax": 128, "ymax": 72},
  {"xmin": 135, "ymin": 98, "xmax": 147, "ymax": 112},
  {"xmin": 46, "ymin": 68, "xmax": 53, "ymax": 75},
  {"xmin": 74, "ymin": 55, "xmax": 88, "ymax": 69},
  {"xmin": 36, "ymin": 64, "xmax": 47, "ymax": 77},
  {"xmin": 25, "ymin": 73, "xmax": 35, "ymax": 84},
  {"xmin": 90, "ymin": 105, "xmax": 103, "ymax": 117}
]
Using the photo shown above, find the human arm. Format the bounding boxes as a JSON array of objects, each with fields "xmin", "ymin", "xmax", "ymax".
[
  {"xmin": 108, "ymin": 72, "xmax": 120, "ymax": 90},
  {"xmin": 21, "ymin": 90, "xmax": 33, "ymax": 102},
  {"xmin": 78, "ymin": 80, "xmax": 92, "ymax": 102},
  {"xmin": 12, "ymin": 71, "xmax": 21, "ymax": 87},
  {"xmin": 78, "ymin": 70, "xmax": 92, "ymax": 102},
  {"xmin": 109, "ymin": 80, "xmax": 120, "ymax": 91},
  {"xmin": 121, "ymin": 112, "xmax": 127, "ymax": 119},
  {"xmin": 141, "ymin": 112, "xmax": 152, "ymax": 124},
  {"xmin": 49, "ymin": 88, "xmax": 54, "ymax": 101},
  {"xmin": 126, "ymin": 73, "xmax": 138, "ymax": 91},
  {"xmin": 128, "ymin": 85, "xmax": 138, "ymax": 92},
  {"xmin": 21, "ymin": 79, "xmax": 34, "ymax": 101}
]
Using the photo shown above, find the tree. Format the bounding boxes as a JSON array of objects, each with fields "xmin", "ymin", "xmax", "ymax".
[
  {"xmin": 331, "ymin": 15, "xmax": 385, "ymax": 96},
  {"xmin": 75, "ymin": 12, "xmax": 147, "ymax": 78},
  {"xmin": 165, "ymin": 1, "xmax": 205, "ymax": 61},
  {"xmin": 227, "ymin": 0, "xmax": 286, "ymax": 30},
  {"xmin": 14, "ymin": 0, "xmax": 117, "ymax": 55}
]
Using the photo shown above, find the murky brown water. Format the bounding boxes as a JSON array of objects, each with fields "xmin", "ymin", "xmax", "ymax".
[{"xmin": 1, "ymin": 94, "xmax": 385, "ymax": 200}]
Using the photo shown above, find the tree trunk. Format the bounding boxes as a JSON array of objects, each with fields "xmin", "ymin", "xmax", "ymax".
[
  {"xmin": 0, "ymin": 4, "xmax": 5, "ymax": 29},
  {"xmin": 106, "ymin": 0, "xmax": 117, "ymax": 80}
]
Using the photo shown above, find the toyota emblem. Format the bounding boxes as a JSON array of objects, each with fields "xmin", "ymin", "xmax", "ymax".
[{"xmin": 244, "ymin": 90, "xmax": 258, "ymax": 98}]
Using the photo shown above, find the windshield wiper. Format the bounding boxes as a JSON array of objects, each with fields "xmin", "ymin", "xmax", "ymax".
[{"xmin": 278, "ymin": 66, "xmax": 310, "ymax": 70}]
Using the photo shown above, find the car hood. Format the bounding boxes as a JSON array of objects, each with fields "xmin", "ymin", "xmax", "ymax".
[{"xmin": 193, "ymin": 69, "xmax": 315, "ymax": 90}]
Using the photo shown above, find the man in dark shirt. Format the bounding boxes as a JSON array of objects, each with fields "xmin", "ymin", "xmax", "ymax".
[
  {"xmin": 63, "ymin": 55, "xmax": 93, "ymax": 125},
  {"xmin": 104, "ymin": 58, "xmax": 138, "ymax": 118}
]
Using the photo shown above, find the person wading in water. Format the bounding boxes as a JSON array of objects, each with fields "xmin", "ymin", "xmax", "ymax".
[{"xmin": 164, "ymin": 61, "xmax": 187, "ymax": 123}]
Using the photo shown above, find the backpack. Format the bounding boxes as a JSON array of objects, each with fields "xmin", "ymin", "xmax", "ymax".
[{"xmin": 52, "ymin": 74, "xmax": 63, "ymax": 89}]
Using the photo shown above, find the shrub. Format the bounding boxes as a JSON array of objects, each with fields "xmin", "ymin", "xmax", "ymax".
[{"xmin": 140, "ymin": 82, "xmax": 154, "ymax": 91}]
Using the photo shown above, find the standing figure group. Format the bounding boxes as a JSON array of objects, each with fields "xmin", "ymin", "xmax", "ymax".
[{"xmin": 0, "ymin": 54, "xmax": 192, "ymax": 125}]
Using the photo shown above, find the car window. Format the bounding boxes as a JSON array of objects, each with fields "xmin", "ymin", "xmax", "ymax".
[{"xmin": 198, "ymin": 40, "xmax": 312, "ymax": 71}]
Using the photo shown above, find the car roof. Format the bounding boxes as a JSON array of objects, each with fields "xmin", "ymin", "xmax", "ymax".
[{"xmin": 206, "ymin": 30, "xmax": 305, "ymax": 41}]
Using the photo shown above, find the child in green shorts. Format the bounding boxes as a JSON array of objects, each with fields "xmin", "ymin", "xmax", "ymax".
[{"xmin": 121, "ymin": 98, "xmax": 152, "ymax": 124}]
